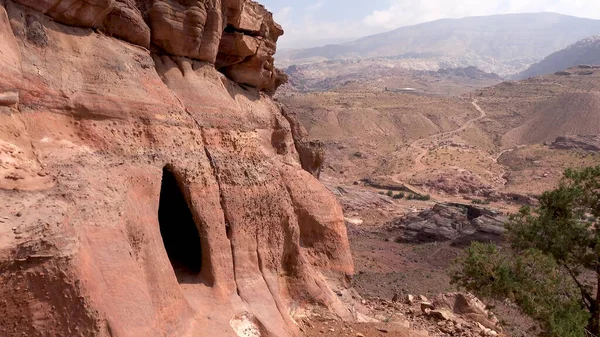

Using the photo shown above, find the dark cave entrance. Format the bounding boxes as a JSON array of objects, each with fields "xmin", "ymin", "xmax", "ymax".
[{"xmin": 158, "ymin": 168, "xmax": 203, "ymax": 279}]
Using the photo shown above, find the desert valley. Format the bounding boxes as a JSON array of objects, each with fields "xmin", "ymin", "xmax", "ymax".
[{"xmin": 0, "ymin": 1, "xmax": 599, "ymax": 337}]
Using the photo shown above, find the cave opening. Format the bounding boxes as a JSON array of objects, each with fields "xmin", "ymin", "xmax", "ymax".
[{"xmin": 158, "ymin": 167, "xmax": 203, "ymax": 279}]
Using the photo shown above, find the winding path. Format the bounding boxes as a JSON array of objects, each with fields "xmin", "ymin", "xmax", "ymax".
[
  {"xmin": 408, "ymin": 99, "xmax": 487, "ymax": 171},
  {"xmin": 387, "ymin": 100, "xmax": 491, "ymax": 197}
]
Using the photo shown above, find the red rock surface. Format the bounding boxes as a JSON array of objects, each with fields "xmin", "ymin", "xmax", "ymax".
[{"xmin": 0, "ymin": 1, "xmax": 351, "ymax": 336}]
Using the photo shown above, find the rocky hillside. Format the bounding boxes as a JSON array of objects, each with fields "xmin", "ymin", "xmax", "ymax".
[
  {"xmin": 280, "ymin": 62, "xmax": 502, "ymax": 94},
  {"xmin": 0, "ymin": 1, "xmax": 355, "ymax": 337},
  {"xmin": 278, "ymin": 13, "xmax": 600, "ymax": 76},
  {"xmin": 477, "ymin": 66, "xmax": 600, "ymax": 146},
  {"xmin": 515, "ymin": 35, "xmax": 600, "ymax": 79}
]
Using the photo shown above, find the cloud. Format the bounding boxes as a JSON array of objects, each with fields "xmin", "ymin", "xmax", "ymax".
[
  {"xmin": 274, "ymin": 6, "xmax": 293, "ymax": 24},
  {"xmin": 305, "ymin": 1, "xmax": 325, "ymax": 11},
  {"xmin": 364, "ymin": 0, "xmax": 506, "ymax": 29}
]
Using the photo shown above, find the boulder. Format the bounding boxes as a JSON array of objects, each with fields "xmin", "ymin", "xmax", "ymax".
[
  {"xmin": 420, "ymin": 302, "xmax": 435, "ymax": 312},
  {"xmin": 386, "ymin": 203, "xmax": 506, "ymax": 245},
  {"xmin": 551, "ymin": 135, "xmax": 600, "ymax": 152},
  {"xmin": 434, "ymin": 293, "xmax": 502, "ymax": 332},
  {"xmin": 428, "ymin": 309, "xmax": 455, "ymax": 321}
]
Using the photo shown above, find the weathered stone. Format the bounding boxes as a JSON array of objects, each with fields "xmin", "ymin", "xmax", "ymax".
[
  {"xmin": 216, "ymin": 31, "xmax": 260, "ymax": 68},
  {"xmin": 551, "ymin": 135, "xmax": 600, "ymax": 152},
  {"xmin": 13, "ymin": 0, "xmax": 114, "ymax": 27},
  {"xmin": 421, "ymin": 302, "xmax": 435, "ymax": 312},
  {"xmin": 0, "ymin": 2, "xmax": 351, "ymax": 337},
  {"xmin": 149, "ymin": 0, "xmax": 223, "ymax": 62},
  {"xmin": 429, "ymin": 309, "xmax": 456, "ymax": 321},
  {"xmin": 434, "ymin": 293, "xmax": 502, "ymax": 332},
  {"xmin": 0, "ymin": 91, "xmax": 19, "ymax": 106},
  {"xmin": 11, "ymin": 0, "xmax": 285, "ymax": 93},
  {"xmin": 387, "ymin": 203, "xmax": 506, "ymax": 245},
  {"xmin": 103, "ymin": 0, "xmax": 150, "ymax": 48}
]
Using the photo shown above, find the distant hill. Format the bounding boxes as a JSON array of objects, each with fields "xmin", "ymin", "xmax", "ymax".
[
  {"xmin": 475, "ymin": 66, "xmax": 600, "ymax": 146},
  {"xmin": 278, "ymin": 13, "xmax": 600, "ymax": 76},
  {"xmin": 514, "ymin": 36, "xmax": 600, "ymax": 79}
]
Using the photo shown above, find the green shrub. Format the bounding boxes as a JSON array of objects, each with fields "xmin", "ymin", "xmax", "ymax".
[
  {"xmin": 407, "ymin": 193, "xmax": 431, "ymax": 201},
  {"xmin": 451, "ymin": 166, "xmax": 600, "ymax": 336}
]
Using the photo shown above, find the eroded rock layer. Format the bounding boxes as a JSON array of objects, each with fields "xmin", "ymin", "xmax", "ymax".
[
  {"xmin": 0, "ymin": 1, "xmax": 352, "ymax": 337},
  {"xmin": 9, "ymin": 0, "xmax": 286, "ymax": 92}
]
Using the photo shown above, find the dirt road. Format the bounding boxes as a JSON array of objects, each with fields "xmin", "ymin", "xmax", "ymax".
[{"xmin": 396, "ymin": 99, "xmax": 487, "ymax": 180}]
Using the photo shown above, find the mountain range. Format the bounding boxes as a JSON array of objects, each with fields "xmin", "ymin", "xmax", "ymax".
[
  {"xmin": 277, "ymin": 13, "xmax": 600, "ymax": 76},
  {"xmin": 515, "ymin": 35, "xmax": 600, "ymax": 79}
]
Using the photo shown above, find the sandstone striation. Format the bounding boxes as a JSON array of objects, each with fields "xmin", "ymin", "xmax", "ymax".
[
  {"xmin": 11, "ymin": 0, "xmax": 286, "ymax": 93},
  {"xmin": 0, "ymin": 1, "xmax": 351, "ymax": 337}
]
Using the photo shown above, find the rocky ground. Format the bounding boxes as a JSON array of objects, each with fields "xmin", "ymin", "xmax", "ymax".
[
  {"xmin": 297, "ymin": 175, "xmax": 539, "ymax": 336},
  {"xmin": 300, "ymin": 219, "xmax": 537, "ymax": 337}
]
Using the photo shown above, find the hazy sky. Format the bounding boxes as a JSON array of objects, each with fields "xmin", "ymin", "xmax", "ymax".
[{"xmin": 260, "ymin": 0, "xmax": 600, "ymax": 49}]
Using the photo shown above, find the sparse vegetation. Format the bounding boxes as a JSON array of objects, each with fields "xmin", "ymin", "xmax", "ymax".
[
  {"xmin": 407, "ymin": 193, "xmax": 431, "ymax": 201},
  {"xmin": 452, "ymin": 166, "xmax": 600, "ymax": 337},
  {"xmin": 393, "ymin": 192, "xmax": 405, "ymax": 199},
  {"xmin": 386, "ymin": 190, "xmax": 394, "ymax": 197},
  {"xmin": 471, "ymin": 198, "xmax": 490, "ymax": 205}
]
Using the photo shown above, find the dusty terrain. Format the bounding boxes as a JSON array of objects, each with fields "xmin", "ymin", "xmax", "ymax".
[
  {"xmin": 286, "ymin": 62, "xmax": 600, "ymax": 336},
  {"xmin": 283, "ymin": 66, "xmax": 600, "ymax": 200}
]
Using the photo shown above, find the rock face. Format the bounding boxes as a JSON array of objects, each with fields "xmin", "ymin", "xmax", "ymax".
[
  {"xmin": 550, "ymin": 135, "xmax": 600, "ymax": 152},
  {"xmin": 11, "ymin": 0, "xmax": 286, "ymax": 93},
  {"xmin": 386, "ymin": 204, "xmax": 506, "ymax": 246},
  {"xmin": 280, "ymin": 106, "xmax": 325, "ymax": 178},
  {"xmin": 0, "ymin": 2, "xmax": 351, "ymax": 337}
]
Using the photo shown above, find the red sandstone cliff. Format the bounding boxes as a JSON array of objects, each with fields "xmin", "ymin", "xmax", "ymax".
[{"xmin": 0, "ymin": 1, "xmax": 353, "ymax": 336}]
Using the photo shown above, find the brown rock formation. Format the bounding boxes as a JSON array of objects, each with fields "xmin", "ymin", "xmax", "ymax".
[
  {"xmin": 280, "ymin": 106, "xmax": 325, "ymax": 178},
  {"xmin": 0, "ymin": 1, "xmax": 351, "ymax": 337},
  {"xmin": 10, "ymin": 0, "xmax": 286, "ymax": 93}
]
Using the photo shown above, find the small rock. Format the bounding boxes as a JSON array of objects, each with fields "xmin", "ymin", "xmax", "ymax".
[
  {"xmin": 356, "ymin": 333, "xmax": 365, "ymax": 337},
  {"xmin": 429, "ymin": 309, "xmax": 455, "ymax": 321},
  {"xmin": 404, "ymin": 294, "xmax": 415, "ymax": 304},
  {"xmin": 420, "ymin": 302, "xmax": 435, "ymax": 312},
  {"xmin": 376, "ymin": 327, "xmax": 388, "ymax": 333},
  {"xmin": 418, "ymin": 295, "xmax": 428, "ymax": 302},
  {"xmin": 374, "ymin": 314, "xmax": 387, "ymax": 322},
  {"xmin": 0, "ymin": 91, "xmax": 19, "ymax": 106}
]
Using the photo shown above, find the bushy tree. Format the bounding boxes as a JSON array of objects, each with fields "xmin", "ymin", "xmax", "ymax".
[{"xmin": 451, "ymin": 166, "xmax": 600, "ymax": 337}]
